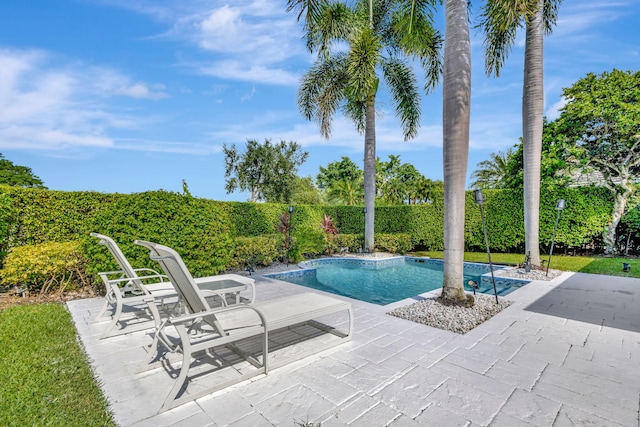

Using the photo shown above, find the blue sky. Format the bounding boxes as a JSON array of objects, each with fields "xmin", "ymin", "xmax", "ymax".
[{"xmin": 0, "ymin": 0, "xmax": 637, "ymax": 201}]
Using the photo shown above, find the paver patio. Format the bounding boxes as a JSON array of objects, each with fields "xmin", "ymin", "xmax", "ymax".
[{"xmin": 67, "ymin": 271, "xmax": 640, "ymax": 426}]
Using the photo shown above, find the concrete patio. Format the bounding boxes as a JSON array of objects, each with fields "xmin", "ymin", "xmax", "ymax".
[{"xmin": 67, "ymin": 271, "xmax": 640, "ymax": 426}]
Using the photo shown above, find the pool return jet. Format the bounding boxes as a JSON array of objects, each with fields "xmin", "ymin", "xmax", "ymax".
[{"xmin": 474, "ymin": 189, "xmax": 499, "ymax": 304}]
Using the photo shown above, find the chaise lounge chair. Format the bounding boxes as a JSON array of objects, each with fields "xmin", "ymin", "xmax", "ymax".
[
  {"xmin": 91, "ymin": 233, "xmax": 256, "ymax": 339},
  {"xmin": 134, "ymin": 239, "xmax": 353, "ymax": 413}
]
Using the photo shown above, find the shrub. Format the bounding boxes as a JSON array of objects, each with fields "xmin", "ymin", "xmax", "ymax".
[
  {"xmin": 374, "ymin": 233, "xmax": 412, "ymax": 254},
  {"xmin": 334, "ymin": 234, "xmax": 362, "ymax": 253},
  {"xmin": 228, "ymin": 235, "xmax": 280, "ymax": 268},
  {"xmin": 0, "ymin": 241, "xmax": 91, "ymax": 294}
]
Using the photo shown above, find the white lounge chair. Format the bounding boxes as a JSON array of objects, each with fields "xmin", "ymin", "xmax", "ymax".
[
  {"xmin": 135, "ymin": 239, "xmax": 353, "ymax": 413},
  {"xmin": 91, "ymin": 233, "xmax": 255, "ymax": 339}
]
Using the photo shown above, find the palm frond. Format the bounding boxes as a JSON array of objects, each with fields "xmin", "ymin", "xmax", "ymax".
[
  {"xmin": 345, "ymin": 26, "xmax": 381, "ymax": 102},
  {"xmin": 298, "ymin": 53, "xmax": 349, "ymax": 138},
  {"xmin": 381, "ymin": 57, "xmax": 421, "ymax": 140},
  {"xmin": 478, "ymin": 0, "xmax": 526, "ymax": 77}
]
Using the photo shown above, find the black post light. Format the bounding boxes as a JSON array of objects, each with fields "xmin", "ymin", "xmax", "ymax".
[
  {"xmin": 546, "ymin": 199, "xmax": 565, "ymax": 276},
  {"xmin": 475, "ymin": 189, "xmax": 499, "ymax": 304},
  {"xmin": 287, "ymin": 205, "xmax": 294, "ymax": 265}
]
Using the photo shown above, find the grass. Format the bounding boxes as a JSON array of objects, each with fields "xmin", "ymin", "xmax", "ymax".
[
  {"xmin": 414, "ymin": 251, "xmax": 640, "ymax": 278},
  {"xmin": 0, "ymin": 303, "xmax": 114, "ymax": 426}
]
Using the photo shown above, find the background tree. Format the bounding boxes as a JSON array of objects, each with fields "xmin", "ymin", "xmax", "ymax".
[
  {"xmin": 469, "ymin": 148, "xmax": 514, "ymax": 189},
  {"xmin": 290, "ymin": 176, "xmax": 325, "ymax": 205},
  {"xmin": 441, "ymin": 0, "xmax": 473, "ymax": 306},
  {"xmin": 327, "ymin": 178, "xmax": 364, "ymax": 205},
  {"xmin": 474, "ymin": 119, "xmax": 581, "ymax": 190},
  {"xmin": 0, "ymin": 154, "xmax": 46, "ymax": 188},
  {"xmin": 316, "ymin": 156, "xmax": 363, "ymax": 190},
  {"xmin": 376, "ymin": 154, "xmax": 435, "ymax": 204},
  {"xmin": 223, "ymin": 139, "xmax": 309, "ymax": 203},
  {"xmin": 555, "ymin": 69, "xmax": 640, "ymax": 254},
  {"xmin": 480, "ymin": 0, "xmax": 562, "ymax": 266},
  {"xmin": 288, "ymin": 0, "xmax": 442, "ymax": 252}
]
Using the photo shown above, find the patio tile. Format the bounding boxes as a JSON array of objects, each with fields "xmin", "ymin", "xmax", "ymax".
[
  {"xmin": 499, "ymin": 388, "xmax": 561, "ymax": 426},
  {"xmin": 67, "ymin": 272, "xmax": 640, "ymax": 426},
  {"xmin": 413, "ymin": 403, "xmax": 472, "ymax": 427},
  {"xmin": 423, "ymin": 378, "xmax": 505, "ymax": 426}
]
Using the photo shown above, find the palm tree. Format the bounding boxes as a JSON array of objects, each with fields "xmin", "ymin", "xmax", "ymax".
[
  {"xmin": 288, "ymin": 0, "xmax": 441, "ymax": 252},
  {"xmin": 440, "ymin": 0, "xmax": 473, "ymax": 305},
  {"xmin": 470, "ymin": 148, "xmax": 515, "ymax": 189},
  {"xmin": 480, "ymin": 0, "xmax": 561, "ymax": 266},
  {"xmin": 327, "ymin": 178, "xmax": 364, "ymax": 205}
]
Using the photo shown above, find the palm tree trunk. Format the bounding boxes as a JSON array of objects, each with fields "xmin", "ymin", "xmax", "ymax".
[
  {"xmin": 441, "ymin": 0, "xmax": 472, "ymax": 305},
  {"xmin": 522, "ymin": 1, "xmax": 544, "ymax": 266},
  {"xmin": 364, "ymin": 95, "xmax": 376, "ymax": 252}
]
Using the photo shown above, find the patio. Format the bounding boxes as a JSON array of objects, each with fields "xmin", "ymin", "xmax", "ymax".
[{"xmin": 67, "ymin": 271, "xmax": 640, "ymax": 426}]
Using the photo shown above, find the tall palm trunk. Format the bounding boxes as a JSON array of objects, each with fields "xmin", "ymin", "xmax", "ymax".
[
  {"xmin": 364, "ymin": 95, "xmax": 376, "ymax": 252},
  {"xmin": 441, "ymin": 0, "xmax": 472, "ymax": 305},
  {"xmin": 522, "ymin": 1, "xmax": 544, "ymax": 266}
]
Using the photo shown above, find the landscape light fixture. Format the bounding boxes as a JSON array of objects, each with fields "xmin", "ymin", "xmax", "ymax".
[
  {"xmin": 474, "ymin": 189, "xmax": 499, "ymax": 304},
  {"xmin": 546, "ymin": 199, "xmax": 565, "ymax": 276},
  {"xmin": 623, "ymin": 263, "xmax": 630, "ymax": 273}
]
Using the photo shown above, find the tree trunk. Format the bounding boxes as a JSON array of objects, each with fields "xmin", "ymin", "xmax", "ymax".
[
  {"xmin": 363, "ymin": 95, "xmax": 376, "ymax": 253},
  {"xmin": 522, "ymin": 1, "xmax": 544, "ymax": 266},
  {"xmin": 604, "ymin": 183, "xmax": 633, "ymax": 254},
  {"xmin": 441, "ymin": 0, "xmax": 472, "ymax": 306}
]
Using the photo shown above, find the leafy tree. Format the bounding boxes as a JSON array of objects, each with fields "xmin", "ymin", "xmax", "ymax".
[
  {"xmin": 502, "ymin": 119, "xmax": 581, "ymax": 190},
  {"xmin": 290, "ymin": 176, "xmax": 325, "ymax": 205},
  {"xmin": 376, "ymin": 154, "xmax": 438, "ymax": 204},
  {"xmin": 316, "ymin": 156, "xmax": 363, "ymax": 190},
  {"xmin": 555, "ymin": 69, "xmax": 640, "ymax": 254},
  {"xmin": 288, "ymin": 0, "xmax": 442, "ymax": 253},
  {"xmin": 441, "ymin": 0, "xmax": 473, "ymax": 306},
  {"xmin": 479, "ymin": 0, "xmax": 562, "ymax": 266},
  {"xmin": 470, "ymin": 148, "xmax": 515, "ymax": 189},
  {"xmin": 0, "ymin": 154, "xmax": 46, "ymax": 188},
  {"xmin": 223, "ymin": 139, "xmax": 309, "ymax": 203}
]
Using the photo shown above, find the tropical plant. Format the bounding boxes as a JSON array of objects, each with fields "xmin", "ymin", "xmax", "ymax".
[
  {"xmin": 470, "ymin": 148, "xmax": 515, "ymax": 189},
  {"xmin": 479, "ymin": 0, "xmax": 562, "ymax": 266},
  {"xmin": 288, "ymin": 0, "xmax": 442, "ymax": 252},
  {"xmin": 554, "ymin": 69, "xmax": 640, "ymax": 254},
  {"xmin": 441, "ymin": 0, "xmax": 473, "ymax": 306},
  {"xmin": 223, "ymin": 139, "xmax": 309, "ymax": 203},
  {"xmin": 327, "ymin": 178, "xmax": 364, "ymax": 205}
]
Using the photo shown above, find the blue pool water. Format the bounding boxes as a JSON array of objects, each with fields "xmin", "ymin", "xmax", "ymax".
[{"xmin": 266, "ymin": 257, "xmax": 529, "ymax": 305}]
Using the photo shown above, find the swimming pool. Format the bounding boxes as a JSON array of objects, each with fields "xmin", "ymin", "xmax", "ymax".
[{"xmin": 265, "ymin": 257, "xmax": 530, "ymax": 305}]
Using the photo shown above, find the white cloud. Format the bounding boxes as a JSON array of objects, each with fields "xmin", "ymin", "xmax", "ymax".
[
  {"xmin": 0, "ymin": 48, "xmax": 167, "ymax": 152},
  {"xmin": 545, "ymin": 96, "xmax": 568, "ymax": 121},
  {"xmin": 199, "ymin": 61, "xmax": 300, "ymax": 86}
]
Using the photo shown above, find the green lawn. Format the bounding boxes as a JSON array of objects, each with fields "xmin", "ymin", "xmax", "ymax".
[
  {"xmin": 0, "ymin": 303, "xmax": 115, "ymax": 427},
  {"xmin": 414, "ymin": 251, "xmax": 640, "ymax": 278}
]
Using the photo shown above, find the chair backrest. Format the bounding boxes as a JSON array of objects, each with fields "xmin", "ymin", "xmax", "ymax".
[
  {"xmin": 134, "ymin": 239, "xmax": 226, "ymax": 336},
  {"xmin": 91, "ymin": 232, "xmax": 149, "ymax": 295}
]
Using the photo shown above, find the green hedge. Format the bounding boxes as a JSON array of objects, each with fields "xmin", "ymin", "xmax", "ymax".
[
  {"xmin": 0, "ymin": 185, "xmax": 617, "ymax": 289},
  {"xmin": 84, "ymin": 191, "xmax": 235, "ymax": 278}
]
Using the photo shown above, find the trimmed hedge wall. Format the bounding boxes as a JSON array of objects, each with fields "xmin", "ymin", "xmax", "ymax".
[{"xmin": 0, "ymin": 185, "xmax": 615, "ymax": 289}]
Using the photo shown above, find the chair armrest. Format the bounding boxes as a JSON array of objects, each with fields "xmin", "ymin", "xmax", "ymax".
[{"xmin": 132, "ymin": 268, "xmax": 168, "ymax": 281}]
